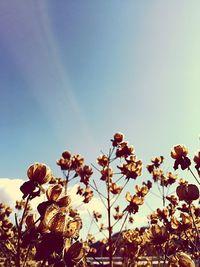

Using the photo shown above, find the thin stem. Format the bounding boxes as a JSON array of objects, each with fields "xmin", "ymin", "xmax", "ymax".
[
  {"xmin": 16, "ymin": 195, "xmax": 31, "ymax": 267},
  {"xmin": 91, "ymin": 163, "xmax": 101, "ymax": 173},
  {"xmin": 112, "ymin": 211, "xmax": 126, "ymax": 228},
  {"xmin": 107, "ymin": 176, "xmax": 113, "ymax": 267},
  {"xmin": 22, "ymin": 243, "xmax": 32, "ymax": 267},
  {"xmin": 149, "ymin": 190, "xmax": 163, "ymax": 199},
  {"xmin": 92, "ymin": 180, "xmax": 107, "ymax": 200},
  {"xmin": 162, "ymin": 183, "xmax": 165, "ymax": 207},
  {"xmin": 86, "ymin": 210, "xmax": 107, "ymax": 238},
  {"xmin": 90, "ymin": 180, "xmax": 107, "ymax": 209},
  {"xmin": 188, "ymin": 167, "xmax": 200, "ymax": 186},
  {"xmin": 63, "ymin": 170, "xmax": 70, "ymax": 194},
  {"xmin": 115, "ymin": 174, "xmax": 125, "ymax": 184},
  {"xmin": 110, "ymin": 180, "xmax": 129, "ymax": 208},
  {"xmin": 113, "ymin": 212, "xmax": 129, "ymax": 253}
]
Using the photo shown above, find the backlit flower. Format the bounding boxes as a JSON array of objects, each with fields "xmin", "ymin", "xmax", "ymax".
[{"xmin": 27, "ymin": 163, "xmax": 52, "ymax": 184}]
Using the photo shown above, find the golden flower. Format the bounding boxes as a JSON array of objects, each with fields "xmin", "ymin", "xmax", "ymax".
[
  {"xmin": 109, "ymin": 182, "xmax": 122, "ymax": 195},
  {"xmin": 166, "ymin": 172, "xmax": 178, "ymax": 185},
  {"xmin": 149, "ymin": 224, "xmax": 169, "ymax": 245},
  {"xmin": 180, "ymin": 213, "xmax": 192, "ymax": 230},
  {"xmin": 170, "ymin": 216, "xmax": 180, "ymax": 230},
  {"xmin": 171, "ymin": 145, "xmax": 188, "ymax": 159},
  {"xmin": 113, "ymin": 212, "xmax": 123, "ymax": 220},
  {"xmin": 87, "ymin": 233, "xmax": 96, "ymax": 243},
  {"xmin": 168, "ymin": 252, "xmax": 195, "ymax": 267},
  {"xmin": 93, "ymin": 211, "xmax": 102, "ymax": 222},
  {"xmin": 101, "ymin": 167, "xmax": 113, "ymax": 181},
  {"xmin": 156, "ymin": 208, "xmax": 169, "ymax": 221},
  {"xmin": 71, "ymin": 155, "xmax": 84, "ymax": 170},
  {"xmin": 99, "ymin": 223, "xmax": 107, "ymax": 232},
  {"xmin": 56, "ymin": 158, "xmax": 71, "ymax": 170},
  {"xmin": 193, "ymin": 151, "xmax": 200, "ymax": 164},
  {"xmin": 135, "ymin": 185, "xmax": 149, "ymax": 197},
  {"xmin": 46, "ymin": 184, "xmax": 71, "ymax": 207},
  {"xmin": 151, "ymin": 169, "xmax": 164, "ymax": 182},
  {"xmin": 112, "ymin": 132, "xmax": 124, "ymax": 146},
  {"xmin": 97, "ymin": 155, "xmax": 109, "ymax": 167},
  {"xmin": 77, "ymin": 165, "xmax": 93, "ymax": 185},
  {"xmin": 171, "ymin": 145, "xmax": 191, "ymax": 170},
  {"xmin": 151, "ymin": 156, "xmax": 164, "ymax": 167},
  {"xmin": 118, "ymin": 156, "xmax": 142, "ymax": 179},
  {"xmin": 44, "ymin": 204, "xmax": 82, "ymax": 238},
  {"xmin": 125, "ymin": 192, "xmax": 144, "ymax": 214},
  {"xmin": 82, "ymin": 186, "xmax": 93, "ymax": 203},
  {"xmin": 27, "ymin": 163, "xmax": 52, "ymax": 184},
  {"xmin": 166, "ymin": 195, "xmax": 178, "ymax": 206},
  {"xmin": 46, "ymin": 184, "xmax": 63, "ymax": 202},
  {"xmin": 116, "ymin": 142, "xmax": 134, "ymax": 158},
  {"xmin": 126, "ymin": 192, "xmax": 144, "ymax": 205},
  {"xmin": 122, "ymin": 229, "xmax": 143, "ymax": 246},
  {"xmin": 148, "ymin": 212, "xmax": 158, "ymax": 224}
]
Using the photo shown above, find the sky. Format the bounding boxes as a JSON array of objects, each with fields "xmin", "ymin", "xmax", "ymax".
[{"xmin": 0, "ymin": 1, "xmax": 200, "ymax": 237}]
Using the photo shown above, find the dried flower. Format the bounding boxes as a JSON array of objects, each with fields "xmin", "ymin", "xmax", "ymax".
[
  {"xmin": 27, "ymin": 163, "xmax": 52, "ymax": 184},
  {"xmin": 100, "ymin": 167, "xmax": 113, "ymax": 181},
  {"xmin": 116, "ymin": 142, "xmax": 134, "ymax": 158},
  {"xmin": 97, "ymin": 155, "xmax": 109, "ymax": 167},
  {"xmin": 112, "ymin": 132, "xmax": 124, "ymax": 146},
  {"xmin": 171, "ymin": 145, "xmax": 191, "ymax": 170},
  {"xmin": 109, "ymin": 182, "xmax": 122, "ymax": 195},
  {"xmin": 118, "ymin": 156, "xmax": 142, "ymax": 179},
  {"xmin": 77, "ymin": 165, "xmax": 93, "ymax": 185},
  {"xmin": 149, "ymin": 224, "xmax": 169, "ymax": 245},
  {"xmin": 176, "ymin": 184, "xmax": 199, "ymax": 202},
  {"xmin": 93, "ymin": 211, "xmax": 102, "ymax": 222}
]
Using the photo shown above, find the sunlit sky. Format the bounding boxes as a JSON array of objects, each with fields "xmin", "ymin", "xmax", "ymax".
[{"xmin": 0, "ymin": 1, "xmax": 200, "ymax": 235}]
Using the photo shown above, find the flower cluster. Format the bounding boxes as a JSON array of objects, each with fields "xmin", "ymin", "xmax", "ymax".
[
  {"xmin": 57, "ymin": 151, "xmax": 94, "ymax": 203},
  {"xmin": 125, "ymin": 182, "xmax": 152, "ymax": 214}
]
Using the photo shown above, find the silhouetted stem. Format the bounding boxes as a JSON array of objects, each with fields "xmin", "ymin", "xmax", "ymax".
[
  {"xmin": 189, "ymin": 167, "xmax": 200, "ymax": 186},
  {"xmin": 110, "ymin": 180, "xmax": 128, "ymax": 208},
  {"xmin": 113, "ymin": 212, "xmax": 129, "ymax": 253},
  {"xmin": 107, "ymin": 177, "xmax": 113, "ymax": 267},
  {"xmin": 16, "ymin": 195, "xmax": 31, "ymax": 267}
]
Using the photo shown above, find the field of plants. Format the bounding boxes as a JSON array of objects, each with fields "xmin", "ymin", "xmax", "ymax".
[{"xmin": 0, "ymin": 133, "xmax": 199, "ymax": 267}]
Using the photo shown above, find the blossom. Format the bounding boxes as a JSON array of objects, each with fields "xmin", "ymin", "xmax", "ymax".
[
  {"xmin": 118, "ymin": 156, "xmax": 142, "ymax": 179},
  {"xmin": 112, "ymin": 132, "xmax": 124, "ymax": 146},
  {"xmin": 171, "ymin": 145, "xmax": 191, "ymax": 170},
  {"xmin": 77, "ymin": 165, "xmax": 93, "ymax": 185},
  {"xmin": 171, "ymin": 145, "xmax": 188, "ymax": 159},
  {"xmin": 109, "ymin": 182, "xmax": 122, "ymax": 195},
  {"xmin": 97, "ymin": 155, "xmax": 109, "ymax": 167},
  {"xmin": 148, "ymin": 224, "xmax": 169, "ymax": 245},
  {"xmin": 27, "ymin": 163, "xmax": 52, "ymax": 185}
]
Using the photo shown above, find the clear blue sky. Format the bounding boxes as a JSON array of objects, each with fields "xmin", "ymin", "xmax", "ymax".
[{"xmin": 0, "ymin": 1, "xmax": 199, "ymax": 183}]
